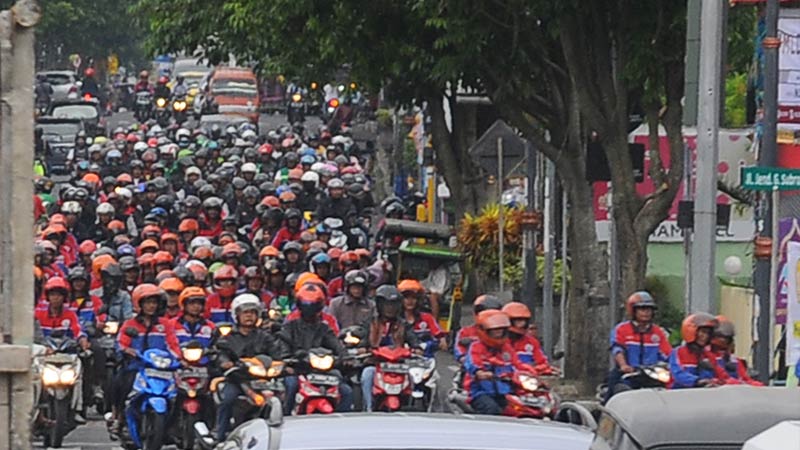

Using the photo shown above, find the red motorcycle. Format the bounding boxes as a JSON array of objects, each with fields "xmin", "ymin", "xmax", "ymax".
[
  {"xmin": 501, "ymin": 371, "xmax": 558, "ymax": 419},
  {"xmin": 371, "ymin": 346, "xmax": 412, "ymax": 412},
  {"xmin": 173, "ymin": 341, "xmax": 212, "ymax": 450},
  {"xmin": 293, "ymin": 348, "xmax": 341, "ymax": 414}
]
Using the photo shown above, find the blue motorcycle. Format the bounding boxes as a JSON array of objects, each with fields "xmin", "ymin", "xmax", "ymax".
[{"xmin": 124, "ymin": 348, "xmax": 180, "ymax": 450}]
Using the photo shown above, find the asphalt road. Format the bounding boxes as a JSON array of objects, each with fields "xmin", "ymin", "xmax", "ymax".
[{"xmin": 39, "ymin": 110, "xmax": 458, "ymax": 449}]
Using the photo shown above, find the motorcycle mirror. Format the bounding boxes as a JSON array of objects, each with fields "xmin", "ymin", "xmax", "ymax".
[
  {"xmin": 551, "ymin": 350, "xmax": 565, "ymax": 361},
  {"xmin": 193, "ymin": 422, "xmax": 216, "ymax": 449},
  {"xmin": 124, "ymin": 327, "xmax": 140, "ymax": 338},
  {"xmin": 255, "ymin": 354, "xmax": 273, "ymax": 368},
  {"xmin": 183, "ymin": 339, "xmax": 203, "ymax": 350}
]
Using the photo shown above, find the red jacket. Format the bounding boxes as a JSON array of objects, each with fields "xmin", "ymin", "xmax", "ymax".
[
  {"xmin": 271, "ymin": 227, "xmax": 303, "ymax": 249},
  {"xmin": 117, "ymin": 316, "xmax": 180, "ymax": 358},
  {"xmin": 509, "ymin": 333, "xmax": 549, "ymax": 368},
  {"xmin": 454, "ymin": 324, "xmax": 479, "ymax": 361},
  {"xmin": 327, "ymin": 277, "xmax": 344, "ymax": 300},
  {"xmin": 204, "ymin": 292, "xmax": 235, "ymax": 324},
  {"xmin": 711, "ymin": 349, "xmax": 763, "ymax": 386},
  {"xmin": 35, "ymin": 307, "xmax": 84, "ymax": 339}
]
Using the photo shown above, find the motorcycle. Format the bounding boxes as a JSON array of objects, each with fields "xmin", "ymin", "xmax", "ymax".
[
  {"xmin": 287, "ymin": 92, "xmax": 306, "ymax": 124},
  {"xmin": 447, "ymin": 364, "xmax": 557, "ymax": 419},
  {"xmin": 597, "ymin": 362, "xmax": 672, "ymax": 403},
  {"xmin": 32, "ymin": 332, "xmax": 85, "ymax": 448},
  {"xmin": 321, "ymin": 97, "xmax": 340, "ymax": 122},
  {"xmin": 289, "ymin": 348, "xmax": 341, "ymax": 415},
  {"xmin": 338, "ymin": 326, "xmax": 370, "ymax": 409},
  {"xmin": 210, "ymin": 349, "xmax": 283, "ymax": 434},
  {"xmin": 95, "ymin": 320, "xmax": 120, "ymax": 414},
  {"xmin": 172, "ymin": 341, "xmax": 212, "ymax": 450},
  {"xmin": 134, "ymin": 91, "xmax": 153, "ymax": 122},
  {"xmin": 371, "ymin": 346, "xmax": 412, "ymax": 412},
  {"xmin": 154, "ymin": 96, "xmax": 170, "ymax": 126},
  {"xmin": 407, "ymin": 353, "xmax": 439, "ymax": 412},
  {"xmin": 123, "ymin": 348, "xmax": 180, "ymax": 450},
  {"xmin": 172, "ymin": 94, "xmax": 189, "ymax": 124}
]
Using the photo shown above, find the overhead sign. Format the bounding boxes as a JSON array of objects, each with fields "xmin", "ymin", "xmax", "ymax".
[{"xmin": 741, "ymin": 166, "xmax": 800, "ymax": 191}]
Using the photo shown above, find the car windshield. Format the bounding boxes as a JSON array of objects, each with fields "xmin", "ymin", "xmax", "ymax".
[
  {"xmin": 37, "ymin": 122, "xmax": 79, "ymax": 138},
  {"xmin": 212, "ymin": 78, "xmax": 257, "ymax": 96},
  {"xmin": 51, "ymin": 104, "xmax": 98, "ymax": 120},
  {"xmin": 43, "ymin": 73, "xmax": 72, "ymax": 86}
]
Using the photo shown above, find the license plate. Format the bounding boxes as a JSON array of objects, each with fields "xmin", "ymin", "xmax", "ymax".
[
  {"xmin": 179, "ymin": 367, "xmax": 208, "ymax": 378},
  {"xmin": 307, "ymin": 374, "xmax": 339, "ymax": 386},
  {"xmin": 521, "ymin": 395, "xmax": 547, "ymax": 407},
  {"xmin": 380, "ymin": 362, "xmax": 408, "ymax": 373},
  {"xmin": 144, "ymin": 368, "xmax": 173, "ymax": 379},
  {"xmin": 251, "ymin": 380, "xmax": 276, "ymax": 391},
  {"xmin": 384, "ymin": 383, "xmax": 403, "ymax": 395}
]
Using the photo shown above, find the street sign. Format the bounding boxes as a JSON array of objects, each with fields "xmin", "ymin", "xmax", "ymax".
[{"xmin": 741, "ymin": 166, "xmax": 800, "ymax": 190}]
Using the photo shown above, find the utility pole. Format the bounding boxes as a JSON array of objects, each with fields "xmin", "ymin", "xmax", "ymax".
[
  {"xmin": 754, "ymin": 0, "xmax": 780, "ymax": 384},
  {"xmin": 0, "ymin": 1, "xmax": 39, "ymax": 449},
  {"xmin": 541, "ymin": 160, "xmax": 556, "ymax": 357},
  {"xmin": 521, "ymin": 142, "xmax": 537, "ymax": 313},
  {"xmin": 497, "ymin": 137, "xmax": 505, "ymax": 294},
  {"xmin": 683, "ymin": 0, "xmax": 701, "ymax": 127},
  {"xmin": 690, "ymin": 0, "xmax": 725, "ymax": 313}
]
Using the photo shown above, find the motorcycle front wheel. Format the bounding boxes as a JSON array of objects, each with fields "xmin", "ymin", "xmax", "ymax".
[
  {"xmin": 180, "ymin": 412, "xmax": 196, "ymax": 450},
  {"xmin": 141, "ymin": 410, "xmax": 167, "ymax": 450},
  {"xmin": 44, "ymin": 396, "xmax": 70, "ymax": 448}
]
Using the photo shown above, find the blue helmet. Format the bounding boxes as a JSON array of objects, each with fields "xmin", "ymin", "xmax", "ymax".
[
  {"xmin": 311, "ymin": 253, "xmax": 331, "ymax": 265},
  {"xmin": 301, "ymin": 154, "xmax": 316, "ymax": 165}
]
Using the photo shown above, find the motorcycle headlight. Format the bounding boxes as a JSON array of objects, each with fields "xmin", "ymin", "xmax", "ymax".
[
  {"xmin": 59, "ymin": 367, "xmax": 78, "ymax": 385},
  {"xmin": 519, "ymin": 374, "xmax": 540, "ymax": 392},
  {"xmin": 173, "ymin": 101, "xmax": 186, "ymax": 111},
  {"xmin": 343, "ymin": 333, "xmax": 360, "ymax": 345},
  {"xmin": 218, "ymin": 325, "xmax": 232, "ymax": 337},
  {"xmin": 267, "ymin": 362, "xmax": 283, "ymax": 378},
  {"xmin": 653, "ymin": 367, "xmax": 671, "ymax": 383},
  {"xmin": 182, "ymin": 347, "xmax": 203, "ymax": 363},
  {"xmin": 310, "ymin": 354, "xmax": 334, "ymax": 371},
  {"xmin": 292, "ymin": 93, "xmax": 302, "ymax": 103},
  {"xmin": 248, "ymin": 363, "xmax": 268, "ymax": 378},
  {"xmin": 151, "ymin": 355, "xmax": 172, "ymax": 369},
  {"xmin": 156, "ymin": 98, "xmax": 167, "ymax": 108},
  {"xmin": 42, "ymin": 366, "xmax": 60, "ymax": 385},
  {"xmin": 310, "ymin": 82, "xmax": 318, "ymax": 90},
  {"xmin": 103, "ymin": 321, "xmax": 119, "ymax": 335},
  {"xmin": 268, "ymin": 309, "xmax": 281, "ymax": 320}
]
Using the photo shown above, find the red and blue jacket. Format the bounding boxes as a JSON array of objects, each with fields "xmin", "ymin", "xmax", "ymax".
[
  {"xmin": 509, "ymin": 333, "xmax": 549, "ymax": 367},
  {"xmin": 35, "ymin": 307, "xmax": 85, "ymax": 339},
  {"xmin": 454, "ymin": 325, "xmax": 479, "ymax": 361},
  {"xmin": 711, "ymin": 349, "xmax": 763, "ymax": 386},
  {"xmin": 69, "ymin": 295, "xmax": 103, "ymax": 331},
  {"xmin": 407, "ymin": 312, "xmax": 445, "ymax": 357},
  {"xmin": 204, "ymin": 292, "xmax": 235, "ymax": 325},
  {"xmin": 610, "ymin": 321, "xmax": 672, "ymax": 367},
  {"xmin": 668, "ymin": 344, "xmax": 730, "ymax": 388},
  {"xmin": 271, "ymin": 227, "xmax": 303, "ymax": 249},
  {"xmin": 170, "ymin": 315, "xmax": 215, "ymax": 364},
  {"xmin": 463, "ymin": 340, "xmax": 533, "ymax": 400},
  {"xmin": 117, "ymin": 316, "xmax": 180, "ymax": 372}
]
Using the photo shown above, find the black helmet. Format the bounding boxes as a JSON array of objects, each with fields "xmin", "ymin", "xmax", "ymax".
[
  {"xmin": 473, "ymin": 294, "xmax": 503, "ymax": 315},
  {"xmin": 259, "ymin": 181, "xmax": 277, "ymax": 196},
  {"xmin": 265, "ymin": 207, "xmax": 284, "ymax": 223},
  {"xmin": 198, "ymin": 184, "xmax": 216, "ymax": 199},
  {"xmin": 285, "ymin": 208, "xmax": 302, "ymax": 221},
  {"xmin": 155, "ymin": 194, "xmax": 175, "ymax": 211},
  {"xmin": 344, "ymin": 270, "xmax": 368, "ymax": 288},
  {"xmin": 243, "ymin": 186, "xmax": 260, "ymax": 199},
  {"xmin": 151, "ymin": 177, "xmax": 169, "ymax": 192},
  {"xmin": 67, "ymin": 266, "xmax": 90, "ymax": 283},
  {"xmin": 375, "ymin": 285, "xmax": 402, "ymax": 319},
  {"xmin": 232, "ymin": 177, "xmax": 248, "ymax": 190},
  {"xmin": 253, "ymin": 173, "xmax": 271, "ymax": 185},
  {"xmin": 283, "ymin": 241, "xmax": 303, "ymax": 254},
  {"xmin": 100, "ymin": 262, "xmax": 123, "ymax": 279},
  {"xmin": 183, "ymin": 195, "xmax": 201, "ymax": 209},
  {"xmin": 202, "ymin": 197, "xmax": 223, "ymax": 210}
]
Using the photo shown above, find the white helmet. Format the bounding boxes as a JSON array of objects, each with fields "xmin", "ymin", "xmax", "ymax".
[
  {"xmin": 61, "ymin": 201, "xmax": 82, "ymax": 214},
  {"xmin": 96, "ymin": 202, "xmax": 115, "ymax": 215},
  {"xmin": 301, "ymin": 171, "xmax": 319, "ymax": 187},
  {"xmin": 241, "ymin": 129, "xmax": 257, "ymax": 141},
  {"xmin": 310, "ymin": 162, "xmax": 326, "ymax": 173},
  {"xmin": 231, "ymin": 293, "xmax": 263, "ymax": 324},
  {"xmin": 175, "ymin": 128, "xmax": 191, "ymax": 141},
  {"xmin": 133, "ymin": 142, "xmax": 149, "ymax": 153},
  {"xmin": 185, "ymin": 166, "xmax": 202, "ymax": 178},
  {"xmin": 117, "ymin": 187, "xmax": 133, "ymax": 200},
  {"xmin": 189, "ymin": 236, "xmax": 213, "ymax": 255},
  {"xmin": 241, "ymin": 162, "xmax": 257, "ymax": 174}
]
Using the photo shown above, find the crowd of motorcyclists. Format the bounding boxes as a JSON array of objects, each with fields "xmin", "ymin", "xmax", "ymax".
[{"xmin": 31, "ymin": 64, "xmax": 776, "ymax": 448}]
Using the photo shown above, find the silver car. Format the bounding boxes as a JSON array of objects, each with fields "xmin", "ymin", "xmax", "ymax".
[{"xmin": 38, "ymin": 70, "xmax": 79, "ymax": 101}]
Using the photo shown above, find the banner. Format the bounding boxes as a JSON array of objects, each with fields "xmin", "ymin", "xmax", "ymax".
[{"xmin": 784, "ymin": 241, "xmax": 800, "ymax": 368}]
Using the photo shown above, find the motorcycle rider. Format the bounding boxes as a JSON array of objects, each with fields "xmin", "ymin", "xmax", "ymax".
[
  {"xmin": 605, "ymin": 291, "xmax": 671, "ymax": 400},
  {"xmin": 110, "ymin": 283, "xmax": 180, "ymax": 435},
  {"xmin": 205, "ymin": 265, "xmax": 240, "ymax": 324},
  {"xmin": 80, "ymin": 67, "xmax": 101, "ymax": 100},
  {"xmin": 172, "ymin": 75, "xmax": 189, "ymax": 98},
  {"xmin": 214, "ymin": 294, "xmax": 283, "ymax": 441},
  {"xmin": 399, "ymin": 279, "xmax": 447, "ymax": 355},
  {"xmin": 669, "ymin": 313, "xmax": 732, "ymax": 389},
  {"xmin": 170, "ymin": 287, "xmax": 216, "ymax": 356},
  {"xmin": 328, "ymin": 269, "xmax": 375, "ymax": 329},
  {"xmin": 501, "ymin": 302, "xmax": 557, "ymax": 375},
  {"xmin": 361, "ymin": 285, "xmax": 419, "ymax": 412},
  {"xmin": 710, "ymin": 316, "xmax": 763, "ymax": 386},
  {"xmin": 314, "ymin": 178, "xmax": 355, "ymax": 222},
  {"xmin": 134, "ymin": 70, "xmax": 152, "ymax": 93},
  {"xmin": 35, "ymin": 73, "xmax": 54, "ymax": 112},
  {"xmin": 464, "ymin": 310, "xmax": 533, "ymax": 415},
  {"xmin": 91, "ymin": 263, "xmax": 134, "ymax": 324},
  {"xmin": 153, "ymin": 76, "xmax": 171, "ymax": 101},
  {"xmin": 454, "ymin": 294, "xmax": 503, "ymax": 362},
  {"xmin": 279, "ymin": 283, "xmax": 354, "ymax": 413}
]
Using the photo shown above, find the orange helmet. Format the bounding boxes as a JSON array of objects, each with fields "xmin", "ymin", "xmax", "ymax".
[
  {"xmin": 49, "ymin": 214, "xmax": 67, "ymax": 226},
  {"xmin": 398, "ymin": 279, "xmax": 424, "ymax": 294},
  {"xmin": 288, "ymin": 168, "xmax": 303, "ymax": 181},
  {"xmin": 279, "ymin": 191, "xmax": 297, "ymax": 203},
  {"xmin": 44, "ymin": 276, "xmax": 70, "ymax": 295},
  {"xmin": 295, "ymin": 282, "xmax": 326, "ymax": 304},
  {"xmin": 179, "ymin": 286, "xmax": 208, "ymax": 309},
  {"xmin": 261, "ymin": 196, "xmax": 280, "ymax": 208},
  {"xmin": 160, "ymin": 233, "xmax": 179, "ymax": 246},
  {"xmin": 295, "ymin": 272, "xmax": 324, "ymax": 293},
  {"xmin": 187, "ymin": 263, "xmax": 208, "ymax": 283},
  {"xmin": 339, "ymin": 251, "xmax": 359, "ymax": 270},
  {"xmin": 91, "ymin": 254, "xmax": 116, "ymax": 278},
  {"xmin": 179, "ymin": 218, "xmax": 199, "ymax": 233},
  {"xmin": 42, "ymin": 224, "xmax": 67, "ymax": 239},
  {"xmin": 82, "ymin": 173, "xmax": 101, "ymax": 186},
  {"xmin": 142, "ymin": 224, "xmax": 162, "ymax": 238},
  {"xmin": 153, "ymin": 250, "xmax": 174, "ymax": 267},
  {"xmin": 213, "ymin": 265, "xmax": 239, "ymax": 297},
  {"xmin": 159, "ymin": 277, "xmax": 185, "ymax": 294},
  {"xmin": 625, "ymin": 291, "xmax": 656, "ymax": 318},
  {"xmin": 502, "ymin": 302, "xmax": 532, "ymax": 334},
  {"xmin": 117, "ymin": 173, "xmax": 133, "ymax": 185},
  {"xmin": 137, "ymin": 253, "xmax": 155, "ymax": 268},
  {"xmin": 327, "ymin": 247, "xmax": 343, "ymax": 260},
  {"xmin": 193, "ymin": 247, "xmax": 214, "ymax": 261},
  {"xmin": 107, "ymin": 220, "xmax": 126, "ymax": 233},
  {"xmin": 156, "ymin": 269, "xmax": 176, "ymax": 283},
  {"xmin": 79, "ymin": 240, "xmax": 97, "ymax": 256},
  {"xmin": 681, "ymin": 312, "xmax": 718, "ymax": 344},
  {"xmin": 476, "ymin": 310, "xmax": 511, "ymax": 349},
  {"xmin": 138, "ymin": 239, "xmax": 160, "ymax": 255},
  {"xmin": 221, "ymin": 243, "xmax": 241, "ymax": 258},
  {"xmin": 132, "ymin": 283, "xmax": 163, "ymax": 311},
  {"xmin": 259, "ymin": 245, "xmax": 280, "ymax": 259},
  {"xmin": 355, "ymin": 248, "xmax": 371, "ymax": 259}
]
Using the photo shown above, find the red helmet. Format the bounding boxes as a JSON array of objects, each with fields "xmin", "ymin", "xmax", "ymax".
[
  {"xmin": 339, "ymin": 251, "xmax": 359, "ymax": 270},
  {"xmin": 79, "ymin": 240, "xmax": 97, "ymax": 256},
  {"xmin": 44, "ymin": 277, "xmax": 70, "ymax": 295},
  {"xmin": 158, "ymin": 75, "xmax": 168, "ymax": 84},
  {"xmin": 139, "ymin": 70, "xmax": 149, "ymax": 79},
  {"xmin": 295, "ymin": 282, "xmax": 326, "ymax": 304},
  {"xmin": 258, "ymin": 143, "xmax": 273, "ymax": 155},
  {"xmin": 625, "ymin": 291, "xmax": 656, "ymax": 318},
  {"xmin": 213, "ymin": 265, "xmax": 239, "ymax": 297},
  {"xmin": 179, "ymin": 219, "xmax": 199, "ymax": 233},
  {"xmin": 476, "ymin": 310, "xmax": 511, "ymax": 349},
  {"xmin": 137, "ymin": 253, "xmax": 155, "ymax": 269},
  {"xmin": 681, "ymin": 312, "xmax": 718, "ymax": 344},
  {"xmin": 132, "ymin": 283, "xmax": 163, "ymax": 311},
  {"xmin": 153, "ymin": 250, "xmax": 174, "ymax": 267},
  {"xmin": 84, "ymin": 67, "xmax": 95, "ymax": 77},
  {"xmin": 501, "ymin": 302, "xmax": 532, "ymax": 335},
  {"xmin": 159, "ymin": 233, "xmax": 179, "ymax": 246}
]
